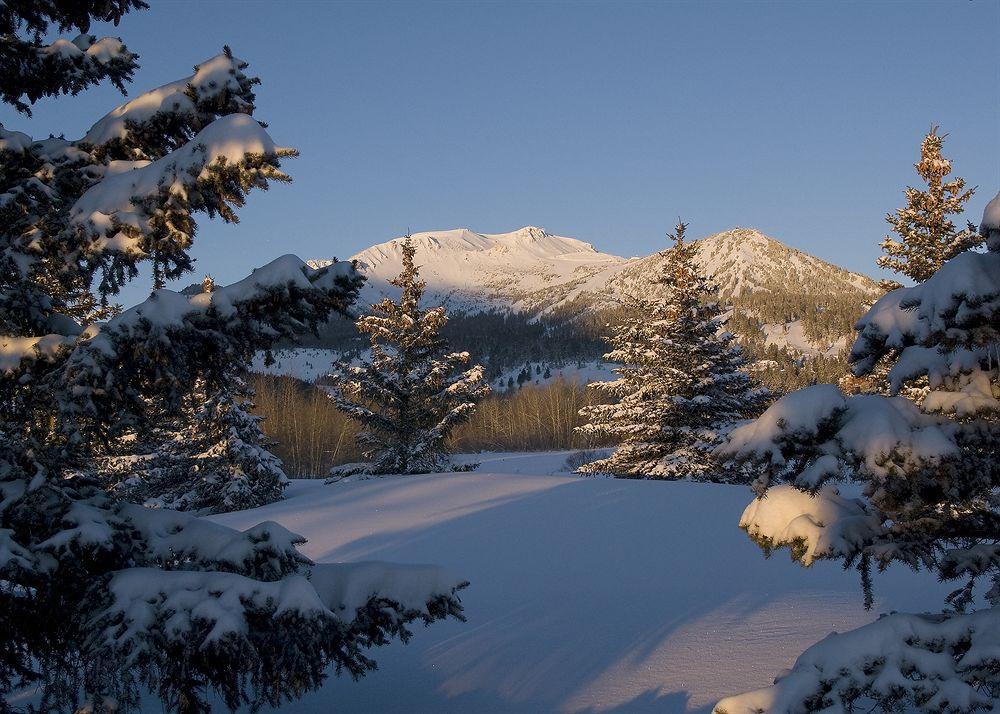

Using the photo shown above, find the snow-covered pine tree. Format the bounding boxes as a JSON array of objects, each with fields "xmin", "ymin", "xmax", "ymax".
[
  {"xmin": 576, "ymin": 221, "xmax": 771, "ymax": 480},
  {"xmin": 877, "ymin": 126, "xmax": 980, "ymax": 290},
  {"xmin": 0, "ymin": 7, "xmax": 465, "ymax": 711},
  {"xmin": 329, "ymin": 237, "xmax": 489, "ymax": 475},
  {"xmin": 715, "ymin": 193, "xmax": 1000, "ymax": 713},
  {"xmin": 108, "ymin": 373, "xmax": 287, "ymax": 513},
  {"xmin": 101, "ymin": 275, "xmax": 289, "ymax": 514},
  {"xmin": 0, "ymin": 0, "xmax": 146, "ymax": 114}
]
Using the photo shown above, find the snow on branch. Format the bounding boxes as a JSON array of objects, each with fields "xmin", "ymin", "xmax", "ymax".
[
  {"xmin": 100, "ymin": 569, "xmax": 331, "ymax": 652},
  {"xmin": 864, "ymin": 252, "xmax": 999, "ymax": 350},
  {"xmin": 0, "ymin": 30, "xmax": 140, "ymax": 115},
  {"xmin": 718, "ymin": 384, "xmax": 960, "ymax": 491},
  {"xmin": 83, "ymin": 253, "xmax": 358, "ymax": 337},
  {"xmin": 309, "ymin": 561, "xmax": 468, "ymax": 621},
  {"xmin": 980, "ymin": 191, "xmax": 1000, "ymax": 250},
  {"xmin": 850, "ymin": 241, "xmax": 1000, "ymax": 414},
  {"xmin": 721, "ymin": 382, "xmax": 999, "ymax": 607},
  {"xmin": 82, "ymin": 52, "xmax": 258, "ymax": 153},
  {"xmin": 94, "ymin": 560, "xmax": 466, "ymax": 709},
  {"xmin": 0, "ymin": 333, "xmax": 77, "ymax": 375},
  {"xmin": 100, "ymin": 561, "xmax": 464, "ymax": 652},
  {"xmin": 60, "ymin": 255, "xmax": 362, "ymax": 436},
  {"xmin": 0, "ymin": 124, "xmax": 33, "ymax": 153},
  {"xmin": 740, "ymin": 485, "xmax": 883, "ymax": 566},
  {"xmin": 714, "ymin": 608, "xmax": 1000, "ymax": 714},
  {"xmin": 120, "ymin": 504, "xmax": 311, "ymax": 578},
  {"xmin": 0, "ymin": 527, "xmax": 35, "ymax": 571},
  {"xmin": 69, "ymin": 113, "xmax": 296, "ymax": 259}
]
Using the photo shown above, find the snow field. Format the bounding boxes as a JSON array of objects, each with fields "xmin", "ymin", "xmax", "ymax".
[{"xmin": 210, "ymin": 458, "xmax": 946, "ymax": 713}]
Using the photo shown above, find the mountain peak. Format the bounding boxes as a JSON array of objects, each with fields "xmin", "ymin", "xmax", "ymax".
[
  {"xmin": 311, "ymin": 225, "xmax": 878, "ymax": 315},
  {"xmin": 689, "ymin": 227, "xmax": 878, "ymax": 298},
  {"xmin": 507, "ymin": 225, "xmax": 548, "ymax": 238}
]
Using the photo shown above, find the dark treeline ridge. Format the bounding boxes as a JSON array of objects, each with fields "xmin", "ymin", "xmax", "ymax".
[{"xmin": 293, "ymin": 287, "xmax": 866, "ymax": 389}]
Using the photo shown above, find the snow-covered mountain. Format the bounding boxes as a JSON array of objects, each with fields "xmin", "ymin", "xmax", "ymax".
[{"xmin": 311, "ymin": 225, "xmax": 879, "ymax": 317}]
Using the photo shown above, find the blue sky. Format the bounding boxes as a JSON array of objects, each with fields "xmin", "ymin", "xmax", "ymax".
[{"xmin": 5, "ymin": 0, "xmax": 998, "ymax": 306}]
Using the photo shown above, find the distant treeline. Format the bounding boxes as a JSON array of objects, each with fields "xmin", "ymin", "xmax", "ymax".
[
  {"xmin": 252, "ymin": 347, "xmax": 850, "ymax": 478},
  {"xmin": 741, "ymin": 343, "xmax": 852, "ymax": 393},
  {"xmin": 450, "ymin": 376, "xmax": 610, "ymax": 453},
  {"xmin": 300, "ymin": 308, "xmax": 607, "ymax": 383},
  {"xmin": 252, "ymin": 373, "xmax": 610, "ymax": 476},
  {"xmin": 253, "ymin": 351, "xmax": 853, "ymax": 477},
  {"xmin": 252, "ymin": 374, "xmax": 361, "ymax": 476}
]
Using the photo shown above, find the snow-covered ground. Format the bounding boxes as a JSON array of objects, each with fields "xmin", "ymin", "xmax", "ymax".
[
  {"xmin": 209, "ymin": 452, "xmax": 945, "ymax": 713},
  {"xmin": 490, "ymin": 361, "xmax": 618, "ymax": 390},
  {"xmin": 252, "ymin": 347, "xmax": 340, "ymax": 381}
]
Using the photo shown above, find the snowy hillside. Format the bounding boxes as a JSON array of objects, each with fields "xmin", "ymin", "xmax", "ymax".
[
  {"xmin": 207, "ymin": 461, "xmax": 945, "ymax": 713},
  {"xmin": 311, "ymin": 226, "xmax": 879, "ymax": 316}
]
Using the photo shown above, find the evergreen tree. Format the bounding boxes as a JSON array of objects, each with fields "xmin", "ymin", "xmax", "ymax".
[
  {"xmin": 108, "ymin": 373, "xmax": 287, "ymax": 513},
  {"xmin": 101, "ymin": 277, "xmax": 289, "ymax": 514},
  {"xmin": 329, "ymin": 237, "xmax": 489, "ymax": 475},
  {"xmin": 185, "ymin": 372, "xmax": 287, "ymax": 510},
  {"xmin": 577, "ymin": 221, "xmax": 771, "ymax": 480},
  {"xmin": 0, "ymin": 9, "xmax": 465, "ymax": 711},
  {"xmin": 877, "ymin": 126, "xmax": 980, "ymax": 289},
  {"xmin": 717, "ymin": 194, "xmax": 1000, "ymax": 712}
]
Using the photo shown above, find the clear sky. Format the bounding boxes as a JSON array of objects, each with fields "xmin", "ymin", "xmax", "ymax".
[{"xmin": 4, "ymin": 0, "xmax": 998, "ymax": 307}]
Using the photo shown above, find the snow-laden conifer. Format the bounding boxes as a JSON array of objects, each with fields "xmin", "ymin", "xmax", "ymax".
[
  {"xmin": 0, "ymin": 9, "xmax": 466, "ymax": 710},
  {"xmin": 108, "ymin": 373, "xmax": 287, "ymax": 513},
  {"xmin": 0, "ymin": 1, "xmax": 145, "ymax": 115},
  {"xmin": 716, "ymin": 193, "xmax": 1000, "ymax": 713},
  {"xmin": 329, "ymin": 237, "xmax": 489, "ymax": 475},
  {"xmin": 877, "ymin": 126, "xmax": 980, "ymax": 289},
  {"xmin": 101, "ymin": 276, "xmax": 289, "ymax": 513},
  {"xmin": 576, "ymin": 221, "xmax": 771, "ymax": 480}
]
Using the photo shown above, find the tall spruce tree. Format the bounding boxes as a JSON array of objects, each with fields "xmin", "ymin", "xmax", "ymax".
[
  {"xmin": 877, "ymin": 126, "xmax": 979, "ymax": 290},
  {"xmin": 329, "ymin": 237, "xmax": 489, "ymax": 475},
  {"xmin": 576, "ymin": 221, "xmax": 771, "ymax": 480},
  {"xmin": 716, "ymin": 194, "xmax": 1000, "ymax": 712},
  {"xmin": 0, "ymin": 7, "xmax": 465, "ymax": 711}
]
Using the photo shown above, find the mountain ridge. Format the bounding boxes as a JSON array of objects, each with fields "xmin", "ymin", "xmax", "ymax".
[{"xmin": 310, "ymin": 225, "xmax": 879, "ymax": 319}]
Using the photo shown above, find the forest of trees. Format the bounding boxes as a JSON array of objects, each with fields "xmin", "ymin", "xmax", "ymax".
[{"xmin": 254, "ymin": 284, "xmax": 867, "ymax": 467}]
